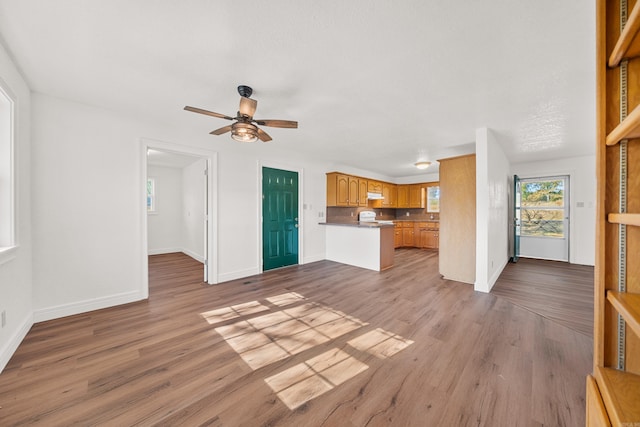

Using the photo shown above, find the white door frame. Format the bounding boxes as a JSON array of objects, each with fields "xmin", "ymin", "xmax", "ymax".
[
  {"xmin": 257, "ymin": 160, "xmax": 304, "ymax": 271},
  {"xmin": 140, "ymin": 138, "xmax": 218, "ymax": 298}
]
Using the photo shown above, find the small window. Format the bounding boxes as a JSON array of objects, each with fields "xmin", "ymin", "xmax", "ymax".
[
  {"xmin": 0, "ymin": 81, "xmax": 14, "ymax": 251},
  {"xmin": 147, "ymin": 177, "xmax": 156, "ymax": 213},
  {"xmin": 427, "ymin": 186, "xmax": 440, "ymax": 213}
]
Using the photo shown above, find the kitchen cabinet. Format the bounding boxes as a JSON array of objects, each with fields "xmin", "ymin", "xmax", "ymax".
[
  {"xmin": 368, "ymin": 180, "xmax": 383, "ymax": 193},
  {"xmin": 394, "ymin": 223, "xmax": 402, "ymax": 248},
  {"xmin": 326, "ymin": 173, "xmax": 350, "ymax": 206},
  {"xmin": 382, "ymin": 183, "xmax": 397, "ymax": 207},
  {"xmin": 348, "ymin": 176, "xmax": 359, "ymax": 206},
  {"xmin": 417, "ymin": 222, "xmax": 439, "ymax": 249},
  {"xmin": 397, "ymin": 185, "xmax": 409, "ymax": 208},
  {"xmin": 358, "ymin": 179, "xmax": 368, "ymax": 206},
  {"xmin": 401, "ymin": 222, "xmax": 414, "ymax": 246},
  {"xmin": 409, "ymin": 184, "xmax": 425, "ymax": 208},
  {"xmin": 327, "ymin": 173, "xmax": 367, "ymax": 207}
]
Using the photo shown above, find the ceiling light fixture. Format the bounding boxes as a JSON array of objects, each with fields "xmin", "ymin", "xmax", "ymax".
[
  {"xmin": 231, "ymin": 122, "xmax": 258, "ymax": 142},
  {"xmin": 414, "ymin": 161, "xmax": 431, "ymax": 170}
]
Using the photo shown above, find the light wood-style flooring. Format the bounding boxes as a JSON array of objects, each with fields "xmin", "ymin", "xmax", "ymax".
[
  {"xmin": 0, "ymin": 250, "xmax": 592, "ymax": 426},
  {"xmin": 491, "ymin": 257, "xmax": 594, "ymax": 337}
]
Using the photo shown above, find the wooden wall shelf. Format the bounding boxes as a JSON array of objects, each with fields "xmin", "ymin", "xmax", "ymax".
[
  {"xmin": 608, "ymin": 213, "xmax": 640, "ymax": 226},
  {"xmin": 605, "ymin": 104, "xmax": 640, "ymax": 146},
  {"xmin": 608, "ymin": 0, "xmax": 640, "ymax": 66},
  {"xmin": 594, "ymin": 366, "xmax": 640, "ymax": 425},
  {"xmin": 607, "ymin": 291, "xmax": 640, "ymax": 338}
]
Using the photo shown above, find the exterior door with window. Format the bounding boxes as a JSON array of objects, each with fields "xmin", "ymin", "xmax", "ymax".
[
  {"xmin": 517, "ymin": 176, "xmax": 569, "ymax": 262},
  {"xmin": 262, "ymin": 167, "xmax": 299, "ymax": 270}
]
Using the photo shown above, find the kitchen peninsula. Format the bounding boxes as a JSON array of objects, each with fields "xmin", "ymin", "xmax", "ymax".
[{"xmin": 321, "ymin": 222, "xmax": 395, "ymax": 271}]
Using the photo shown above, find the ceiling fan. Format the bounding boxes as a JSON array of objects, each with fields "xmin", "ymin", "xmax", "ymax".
[{"xmin": 184, "ymin": 85, "xmax": 298, "ymax": 142}]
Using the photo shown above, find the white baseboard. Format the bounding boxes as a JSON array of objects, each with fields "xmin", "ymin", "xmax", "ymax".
[
  {"xmin": 303, "ymin": 254, "xmax": 326, "ymax": 264},
  {"xmin": 217, "ymin": 267, "xmax": 261, "ymax": 284},
  {"xmin": 148, "ymin": 247, "xmax": 182, "ymax": 255},
  {"xmin": 33, "ymin": 290, "xmax": 145, "ymax": 323},
  {"xmin": 474, "ymin": 257, "xmax": 509, "ymax": 293},
  {"xmin": 182, "ymin": 248, "xmax": 204, "ymax": 264},
  {"xmin": 0, "ymin": 311, "xmax": 33, "ymax": 373}
]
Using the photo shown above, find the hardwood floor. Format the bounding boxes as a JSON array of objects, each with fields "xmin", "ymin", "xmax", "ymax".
[
  {"xmin": 0, "ymin": 250, "xmax": 592, "ymax": 426},
  {"xmin": 491, "ymin": 258, "xmax": 594, "ymax": 337}
]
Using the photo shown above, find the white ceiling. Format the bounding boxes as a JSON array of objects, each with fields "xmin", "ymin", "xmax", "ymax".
[{"xmin": 0, "ymin": 0, "xmax": 596, "ymax": 178}]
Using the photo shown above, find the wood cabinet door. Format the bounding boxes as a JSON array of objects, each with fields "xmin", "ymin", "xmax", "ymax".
[
  {"xmin": 368, "ymin": 180, "xmax": 382, "ymax": 193},
  {"xmin": 336, "ymin": 174, "xmax": 349, "ymax": 206},
  {"xmin": 409, "ymin": 184, "xmax": 424, "ymax": 208},
  {"xmin": 382, "ymin": 183, "xmax": 397, "ymax": 207},
  {"xmin": 402, "ymin": 227, "xmax": 414, "ymax": 246},
  {"xmin": 358, "ymin": 179, "xmax": 368, "ymax": 206},
  {"xmin": 397, "ymin": 185, "xmax": 409, "ymax": 208},
  {"xmin": 348, "ymin": 176, "xmax": 359, "ymax": 206},
  {"xmin": 394, "ymin": 227, "xmax": 402, "ymax": 248}
]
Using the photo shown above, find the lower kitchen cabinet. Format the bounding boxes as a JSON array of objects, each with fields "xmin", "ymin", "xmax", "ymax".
[{"xmin": 394, "ymin": 225, "xmax": 402, "ymax": 248}]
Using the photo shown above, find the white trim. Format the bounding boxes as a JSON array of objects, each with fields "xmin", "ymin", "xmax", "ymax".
[
  {"xmin": 182, "ymin": 248, "xmax": 205, "ymax": 264},
  {"xmin": 0, "ymin": 311, "xmax": 32, "ymax": 373},
  {"xmin": 303, "ymin": 253, "xmax": 325, "ymax": 264},
  {"xmin": 257, "ymin": 160, "xmax": 304, "ymax": 271},
  {"xmin": 140, "ymin": 138, "xmax": 218, "ymax": 293},
  {"xmin": 0, "ymin": 78, "xmax": 16, "ymax": 250},
  {"xmin": 0, "ymin": 244, "xmax": 18, "ymax": 266},
  {"xmin": 33, "ymin": 290, "xmax": 143, "ymax": 323},
  {"xmin": 218, "ymin": 267, "xmax": 261, "ymax": 284},
  {"xmin": 148, "ymin": 247, "xmax": 183, "ymax": 255}
]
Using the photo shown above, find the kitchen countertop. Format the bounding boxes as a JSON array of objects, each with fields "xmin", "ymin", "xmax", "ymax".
[{"xmin": 319, "ymin": 221, "xmax": 395, "ymax": 228}]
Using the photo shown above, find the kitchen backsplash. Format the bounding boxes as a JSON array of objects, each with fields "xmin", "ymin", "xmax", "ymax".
[{"xmin": 326, "ymin": 207, "xmax": 439, "ymax": 223}]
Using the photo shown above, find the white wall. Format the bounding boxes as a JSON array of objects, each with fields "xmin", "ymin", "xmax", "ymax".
[
  {"xmin": 0, "ymin": 43, "xmax": 33, "ymax": 372},
  {"xmin": 182, "ymin": 158, "xmax": 206, "ymax": 262},
  {"xmin": 147, "ymin": 165, "xmax": 183, "ymax": 255},
  {"xmin": 511, "ymin": 155, "xmax": 596, "ymax": 266},
  {"xmin": 30, "ymin": 92, "xmax": 330, "ymax": 321},
  {"xmin": 475, "ymin": 128, "xmax": 510, "ymax": 293}
]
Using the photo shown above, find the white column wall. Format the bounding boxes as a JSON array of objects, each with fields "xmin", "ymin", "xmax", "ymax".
[{"xmin": 475, "ymin": 128, "xmax": 510, "ymax": 293}]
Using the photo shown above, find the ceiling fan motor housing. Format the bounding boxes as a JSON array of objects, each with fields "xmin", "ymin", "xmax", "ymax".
[{"xmin": 237, "ymin": 85, "xmax": 253, "ymax": 98}]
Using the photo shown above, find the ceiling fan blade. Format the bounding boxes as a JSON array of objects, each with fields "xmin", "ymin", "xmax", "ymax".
[
  {"xmin": 239, "ymin": 97, "xmax": 257, "ymax": 118},
  {"xmin": 257, "ymin": 128, "xmax": 272, "ymax": 142},
  {"xmin": 254, "ymin": 119, "xmax": 298, "ymax": 128},
  {"xmin": 210, "ymin": 125, "xmax": 233, "ymax": 135},
  {"xmin": 184, "ymin": 106, "xmax": 234, "ymax": 121}
]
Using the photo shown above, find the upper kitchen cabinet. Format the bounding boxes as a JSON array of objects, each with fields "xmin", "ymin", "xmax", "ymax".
[
  {"xmin": 408, "ymin": 184, "xmax": 425, "ymax": 208},
  {"xmin": 326, "ymin": 172, "xmax": 349, "ymax": 206},
  {"xmin": 396, "ymin": 184, "xmax": 427, "ymax": 208},
  {"xmin": 358, "ymin": 179, "xmax": 368, "ymax": 207},
  {"xmin": 397, "ymin": 185, "xmax": 409, "ymax": 208},
  {"xmin": 326, "ymin": 172, "xmax": 368, "ymax": 207},
  {"xmin": 368, "ymin": 180, "xmax": 383, "ymax": 193},
  {"xmin": 382, "ymin": 183, "xmax": 397, "ymax": 207}
]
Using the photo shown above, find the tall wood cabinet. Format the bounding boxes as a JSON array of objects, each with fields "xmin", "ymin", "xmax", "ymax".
[
  {"xmin": 438, "ymin": 154, "xmax": 476, "ymax": 284},
  {"xmin": 588, "ymin": 0, "xmax": 640, "ymax": 424}
]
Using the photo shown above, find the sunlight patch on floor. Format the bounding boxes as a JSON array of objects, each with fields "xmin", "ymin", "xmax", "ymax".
[
  {"xmin": 264, "ymin": 348, "xmax": 369, "ymax": 410},
  {"xmin": 204, "ymin": 292, "xmax": 413, "ymax": 410},
  {"xmin": 347, "ymin": 328, "xmax": 414, "ymax": 359},
  {"xmin": 214, "ymin": 302, "xmax": 368, "ymax": 370}
]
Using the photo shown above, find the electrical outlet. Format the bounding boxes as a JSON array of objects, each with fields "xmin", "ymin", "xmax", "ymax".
[{"xmin": 1, "ymin": 310, "xmax": 5, "ymax": 328}]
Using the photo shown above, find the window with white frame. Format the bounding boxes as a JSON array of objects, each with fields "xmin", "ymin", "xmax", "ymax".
[
  {"xmin": 147, "ymin": 177, "xmax": 156, "ymax": 213},
  {"xmin": 0, "ymin": 81, "xmax": 14, "ymax": 251}
]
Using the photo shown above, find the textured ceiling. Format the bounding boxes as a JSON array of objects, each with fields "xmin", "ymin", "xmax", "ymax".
[{"xmin": 0, "ymin": 0, "xmax": 596, "ymax": 177}]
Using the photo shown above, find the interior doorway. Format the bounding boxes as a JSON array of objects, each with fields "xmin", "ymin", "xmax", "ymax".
[
  {"xmin": 514, "ymin": 175, "xmax": 569, "ymax": 262},
  {"xmin": 140, "ymin": 139, "xmax": 217, "ymax": 299}
]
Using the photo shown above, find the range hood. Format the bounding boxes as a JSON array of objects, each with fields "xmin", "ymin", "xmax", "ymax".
[{"xmin": 367, "ymin": 192, "xmax": 384, "ymax": 200}]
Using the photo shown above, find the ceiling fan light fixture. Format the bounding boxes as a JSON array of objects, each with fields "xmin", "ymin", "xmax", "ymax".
[
  {"xmin": 231, "ymin": 122, "xmax": 258, "ymax": 142},
  {"xmin": 414, "ymin": 161, "xmax": 431, "ymax": 170}
]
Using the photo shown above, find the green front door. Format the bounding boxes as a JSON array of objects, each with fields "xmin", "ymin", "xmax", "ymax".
[{"xmin": 262, "ymin": 167, "xmax": 299, "ymax": 271}]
